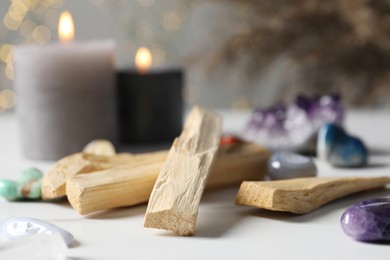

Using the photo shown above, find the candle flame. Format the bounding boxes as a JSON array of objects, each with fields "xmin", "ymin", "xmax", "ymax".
[
  {"xmin": 58, "ymin": 11, "xmax": 74, "ymax": 43},
  {"xmin": 135, "ymin": 47, "xmax": 152, "ymax": 74}
]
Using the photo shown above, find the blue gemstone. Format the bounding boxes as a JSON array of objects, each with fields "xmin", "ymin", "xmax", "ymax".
[{"xmin": 317, "ymin": 124, "xmax": 368, "ymax": 167}]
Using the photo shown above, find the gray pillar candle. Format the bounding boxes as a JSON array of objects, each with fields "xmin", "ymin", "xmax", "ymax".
[{"xmin": 14, "ymin": 41, "xmax": 116, "ymax": 160}]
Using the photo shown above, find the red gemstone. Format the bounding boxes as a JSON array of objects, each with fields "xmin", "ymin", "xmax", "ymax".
[{"xmin": 220, "ymin": 135, "xmax": 242, "ymax": 145}]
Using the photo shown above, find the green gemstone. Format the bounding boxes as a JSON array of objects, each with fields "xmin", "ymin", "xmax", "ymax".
[
  {"xmin": 0, "ymin": 180, "xmax": 20, "ymax": 201},
  {"xmin": 19, "ymin": 168, "xmax": 43, "ymax": 186},
  {"xmin": 26, "ymin": 179, "xmax": 42, "ymax": 199}
]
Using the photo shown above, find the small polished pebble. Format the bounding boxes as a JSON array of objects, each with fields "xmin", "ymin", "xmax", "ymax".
[
  {"xmin": 341, "ymin": 198, "xmax": 390, "ymax": 242},
  {"xmin": 0, "ymin": 180, "xmax": 19, "ymax": 201},
  {"xmin": 317, "ymin": 124, "xmax": 368, "ymax": 167},
  {"xmin": 267, "ymin": 152, "xmax": 317, "ymax": 180},
  {"xmin": 19, "ymin": 168, "xmax": 43, "ymax": 199},
  {"xmin": 0, "ymin": 168, "xmax": 43, "ymax": 201},
  {"xmin": 83, "ymin": 139, "xmax": 116, "ymax": 156},
  {"xmin": 2, "ymin": 217, "xmax": 74, "ymax": 247}
]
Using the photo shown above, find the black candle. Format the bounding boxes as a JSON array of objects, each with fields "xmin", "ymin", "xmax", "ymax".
[{"xmin": 117, "ymin": 67, "xmax": 183, "ymax": 144}]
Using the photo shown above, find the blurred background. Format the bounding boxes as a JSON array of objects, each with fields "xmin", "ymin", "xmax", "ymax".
[{"xmin": 1, "ymin": 0, "xmax": 390, "ymax": 114}]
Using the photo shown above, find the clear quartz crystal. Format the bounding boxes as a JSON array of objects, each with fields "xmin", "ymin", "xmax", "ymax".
[{"xmin": 0, "ymin": 233, "xmax": 67, "ymax": 260}]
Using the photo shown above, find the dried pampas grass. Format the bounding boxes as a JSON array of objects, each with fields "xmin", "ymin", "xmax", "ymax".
[{"xmin": 213, "ymin": 0, "xmax": 390, "ymax": 107}]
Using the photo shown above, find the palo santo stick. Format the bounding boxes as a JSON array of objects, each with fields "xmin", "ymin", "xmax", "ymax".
[
  {"xmin": 41, "ymin": 151, "xmax": 167, "ymax": 199},
  {"xmin": 235, "ymin": 176, "xmax": 390, "ymax": 214},
  {"xmin": 144, "ymin": 106, "xmax": 222, "ymax": 236},
  {"xmin": 66, "ymin": 143, "xmax": 269, "ymax": 215}
]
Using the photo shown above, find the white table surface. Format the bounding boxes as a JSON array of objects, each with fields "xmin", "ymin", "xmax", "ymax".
[{"xmin": 1, "ymin": 110, "xmax": 390, "ymax": 259}]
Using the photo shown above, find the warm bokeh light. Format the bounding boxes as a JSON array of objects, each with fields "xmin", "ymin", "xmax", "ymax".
[
  {"xmin": 0, "ymin": 44, "xmax": 14, "ymax": 63},
  {"xmin": 1, "ymin": 90, "xmax": 17, "ymax": 108},
  {"xmin": 0, "ymin": 44, "xmax": 15, "ymax": 81},
  {"xmin": 163, "ymin": 11, "xmax": 183, "ymax": 32},
  {"xmin": 135, "ymin": 47, "xmax": 152, "ymax": 74},
  {"xmin": 58, "ymin": 11, "xmax": 74, "ymax": 43},
  {"xmin": 3, "ymin": 13, "xmax": 21, "ymax": 31},
  {"xmin": 231, "ymin": 96, "xmax": 250, "ymax": 111},
  {"xmin": 0, "ymin": 89, "xmax": 17, "ymax": 112},
  {"xmin": 32, "ymin": 25, "xmax": 52, "ymax": 44},
  {"xmin": 0, "ymin": 95, "xmax": 7, "ymax": 113},
  {"xmin": 5, "ymin": 63, "xmax": 14, "ymax": 81}
]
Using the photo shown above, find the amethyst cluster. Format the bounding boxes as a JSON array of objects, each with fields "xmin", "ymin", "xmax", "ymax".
[{"xmin": 243, "ymin": 94, "xmax": 344, "ymax": 151}]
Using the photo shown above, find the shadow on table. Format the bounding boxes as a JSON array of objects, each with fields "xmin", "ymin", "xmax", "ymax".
[
  {"xmin": 154, "ymin": 187, "xmax": 245, "ymax": 239},
  {"xmin": 188, "ymin": 187, "xmax": 245, "ymax": 238},
  {"xmin": 85, "ymin": 204, "xmax": 147, "ymax": 220},
  {"xmin": 240, "ymin": 188, "xmax": 390, "ymax": 223},
  {"xmin": 369, "ymin": 147, "xmax": 390, "ymax": 156},
  {"xmin": 363, "ymin": 163, "xmax": 389, "ymax": 169}
]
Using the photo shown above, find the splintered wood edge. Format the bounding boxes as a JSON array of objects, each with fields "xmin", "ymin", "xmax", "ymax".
[
  {"xmin": 235, "ymin": 177, "xmax": 390, "ymax": 214},
  {"xmin": 144, "ymin": 210, "xmax": 196, "ymax": 236},
  {"xmin": 144, "ymin": 106, "xmax": 222, "ymax": 236},
  {"xmin": 41, "ymin": 153, "xmax": 82, "ymax": 199}
]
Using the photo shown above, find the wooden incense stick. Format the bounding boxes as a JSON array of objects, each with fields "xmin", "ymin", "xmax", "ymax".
[
  {"xmin": 235, "ymin": 176, "xmax": 390, "ymax": 214},
  {"xmin": 144, "ymin": 106, "xmax": 222, "ymax": 236},
  {"xmin": 66, "ymin": 143, "xmax": 269, "ymax": 215}
]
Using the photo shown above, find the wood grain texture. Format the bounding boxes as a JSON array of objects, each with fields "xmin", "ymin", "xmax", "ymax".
[
  {"xmin": 66, "ymin": 143, "xmax": 269, "ymax": 215},
  {"xmin": 67, "ymin": 163, "xmax": 163, "ymax": 215},
  {"xmin": 235, "ymin": 177, "xmax": 390, "ymax": 214},
  {"xmin": 41, "ymin": 151, "xmax": 166, "ymax": 199},
  {"xmin": 144, "ymin": 106, "xmax": 222, "ymax": 236}
]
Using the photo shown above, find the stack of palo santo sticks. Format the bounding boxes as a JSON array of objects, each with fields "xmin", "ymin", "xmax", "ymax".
[
  {"xmin": 42, "ymin": 107, "xmax": 270, "ymax": 217},
  {"xmin": 41, "ymin": 106, "xmax": 390, "ymax": 236}
]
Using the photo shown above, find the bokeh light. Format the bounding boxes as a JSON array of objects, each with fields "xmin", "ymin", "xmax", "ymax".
[
  {"xmin": 163, "ymin": 11, "xmax": 183, "ymax": 33},
  {"xmin": 0, "ymin": 95, "xmax": 7, "ymax": 113},
  {"xmin": 1, "ymin": 0, "xmax": 195, "ymax": 99},
  {"xmin": 5, "ymin": 63, "xmax": 14, "ymax": 81},
  {"xmin": 32, "ymin": 25, "xmax": 51, "ymax": 44},
  {"xmin": 231, "ymin": 96, "xmax": 250, "ymax": 111},
  {"xmin": 0, "ymin": 89, "xmax": 17, "ymax": 112},
  {"xmin": 1, "ymin": 89, "xmax": 17, "ymax": 108},
  {"xmin": 3, "ymin": 13, "xmax": 22, "ymax": 31},
  {"xmin": 0, "ymin": 44, "xmax": 14, "ymax": 63}
]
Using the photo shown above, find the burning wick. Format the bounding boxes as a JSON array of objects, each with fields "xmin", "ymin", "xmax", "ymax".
[{"xmin": 135, "ymin": 47, "xmax": 152, "ymax": 74}]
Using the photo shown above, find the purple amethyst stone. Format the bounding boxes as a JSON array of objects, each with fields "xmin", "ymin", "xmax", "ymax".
[
  {"xmin": 244, "ymin": 94, "xmax": 344, "ymax": 151},
  {"xmin": 341, "ymin": 198, "xmax": 390, "ymax": 242}
]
